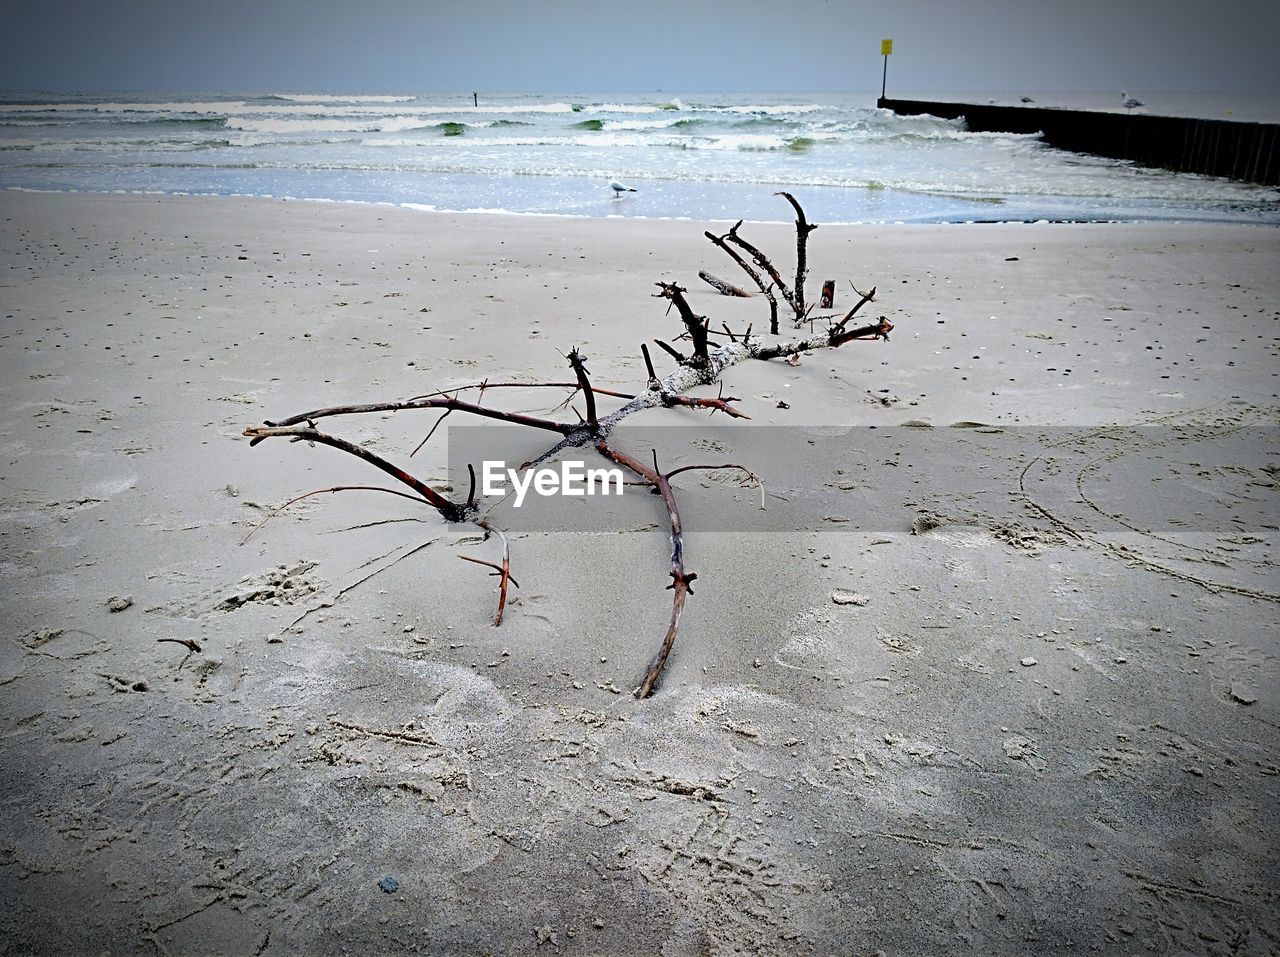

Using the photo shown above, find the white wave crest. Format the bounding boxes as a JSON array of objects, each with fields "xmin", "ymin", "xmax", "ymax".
[
  {"xmin": 0, "ymin": 101, "xmax": 245, "ymax": 115},
  {"xmin": 721, "ymin": 104, "xmax": 822, "ymax": 115},
  {"xmin": 226, "ymin": 117, "xmax": 379, "ymax": 134},
  {"xmin": 364, "ymin": 132, "xmax": 800, "ymax": 151},
  {"xmin": 270, "ymin": 94, "xmax": 417, "ymax": 103},
  {"xmin": 581, "ymin": 103, "xmax": 662, "ymax": 114},
  {"xmin": 601, "ymin": 118, "xmax": 688, "ymax": 131},
  {"xmin": 378, "ymin": 115, "xmax": 443, "ymax": 133}
]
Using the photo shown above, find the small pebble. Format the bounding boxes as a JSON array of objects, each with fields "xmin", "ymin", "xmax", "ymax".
[
  {"xmin": 378, "ymin": 876, "xmax": 400, "ymax": 893},
  {"xmin": 106, "ymin": 595, "xmax": 133, "ymax": 613},
  {"xmin": 1020, "ymin": 657, "xmax": 1038, "ymax": 667}
]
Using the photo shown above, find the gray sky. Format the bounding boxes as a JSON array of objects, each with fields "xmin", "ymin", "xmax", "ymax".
[{"xmin": 2, "ymin": 0, "xmax": 1277, "ymax": 93}]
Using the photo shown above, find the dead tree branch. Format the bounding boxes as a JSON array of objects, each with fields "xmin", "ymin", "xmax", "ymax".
[
  {"xmin": 243, "ymin": 423, "xmax": 469, "ymax": 521},
  {"xmin": 654, "ymin": 282, "xmax": 710, "ymax": 366},
  {"xmin": 698, "ymin": 270, "xmax": 753, "ymax": 298},
  {"xmin": 566, "ymin": 348, "xmax": 599, "ymax": 434},
  {"xmin": 704, "ymin": 227, "xmax": 780, "ymax": 333},
  {"xmin": 834, "ymin": 285, "xmax": 877, "ymax": 332},
  {"xmin": 776, "ymin": 191, "xmax": 818, "ymax": 319},
  {"xmin": 593, "ymin": 442, "xmax": 692, "ymax": 698},
  {"xmin": 592, "ymin": 446, "xmax": 763, "ymax": 698},
  {"xmin": 245, "ymin": 194, "xmax": 895, "ymax": 694},
  {"xmin": 725, "ymin": 220, "xmax": 797, "ymax": 322},
  {"xmin": 408, "ymin": 380, "xmax": 633, "ymax": 403}
]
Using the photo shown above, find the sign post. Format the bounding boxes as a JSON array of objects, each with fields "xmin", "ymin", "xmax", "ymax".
[{"xmin": 880, "ymin": 39, "xmax": 893, "ymax": 100}]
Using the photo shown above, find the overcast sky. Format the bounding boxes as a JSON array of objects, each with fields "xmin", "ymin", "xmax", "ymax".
[{"xmin": 2, "ymin": 0, "xmax": 1277, "ymax": 93}]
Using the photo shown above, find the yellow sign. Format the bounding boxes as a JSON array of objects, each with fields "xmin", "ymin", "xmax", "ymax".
[{"xmin": 881, "ymin": 39, "xmax": 893, "ymax": 55}]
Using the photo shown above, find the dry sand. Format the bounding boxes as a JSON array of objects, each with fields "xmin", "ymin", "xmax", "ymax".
[{"xmin": 1, "ymin": 191, "xmax": 1277, "ymax": 955}]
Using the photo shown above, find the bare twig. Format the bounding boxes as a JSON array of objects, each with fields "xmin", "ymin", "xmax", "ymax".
[
  {"xmin": 157, "ymin": 637, "xmax": 202, "ymax": 653},
  {"xmin": 664, "ymin": 462, "xmax": 766, "ymax": 509},
  {"xmin": 833, "ymin": 285, "xmax": 877, "ymax": 332},
  {"xmin": 240, "ymin": 483, "xmax": 433, "ymax": 545},
  {"xmin": 475, "ymin": 520, "xmax": 513, "ymax": 625},
  {"xmin": 456, "ymin": 555, "xmax": 521, "ymax": 590},
  {"xmin": 411, "ymin": 406, "xmax": 453, "ymax": 456},
  {"xmin": 653, "ymin": 338, "xmax": 687, "ymax": 365},
  {"xmin": 663, "ymin": 390, "xmax": 750, "ymax": 419},
  {"xmin": 278, "ymin": 537, "xmax": 438, "ymax": 637}
]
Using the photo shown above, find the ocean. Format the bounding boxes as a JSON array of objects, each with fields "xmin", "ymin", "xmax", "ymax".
[{"xmin": 1, "ymin": 90, "xmax": 1277, "ymax": 224}]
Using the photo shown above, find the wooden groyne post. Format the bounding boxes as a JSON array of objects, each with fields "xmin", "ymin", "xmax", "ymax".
[{"xmin": 877, "ymin": 97, "xmax": 1280, "ymax": 186}]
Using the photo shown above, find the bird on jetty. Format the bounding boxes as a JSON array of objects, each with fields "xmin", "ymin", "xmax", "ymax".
[
  {"xmin": 1121, "ymin": 91, "xmax": 1144, "ymax": 112},
  {"xmin": 609, "ymin": 180, "xmax": 637, "ymax": 197}
]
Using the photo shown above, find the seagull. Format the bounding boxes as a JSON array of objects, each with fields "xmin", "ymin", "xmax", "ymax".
[
  {"xmin": 1121, "ymin": 91, "xmax": 1144, "ymax": 112},
  {"xmin": 609, "ymin": 180, "xmax": 637, "ymax": 197}
]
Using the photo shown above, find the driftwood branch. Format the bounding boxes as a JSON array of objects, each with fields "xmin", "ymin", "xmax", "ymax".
[
  {"xmin": 654, "ymin": 282, "xmax": 710, "ymax": 366},
  {"xmin": 641, "ymin": 343, "xmax": 659, "ymax": 387},
  {"xmin": 245, "ymin": 194, "xmax": 896, "ymax": 694},
  {"xmin": 698, "ymin": 270, "xmax": 752, "ymax": 298},
  {"xmin": 653, "ymin": 338, "xmax": 687, "ymax": 365},
  {"xmin": 407, "ymin": 380, "xmax": 634, "ymax": 403},
  {"xmin": 754, "ymin": 317, "xmax": 894, "ymax": 360},
  {"xmin": 776, "ymin": 191, "xmax": 818, "ymax": 319},
  {"xmin": 594, "ymin": 442, "xmax": 693, "ymax": 698},
  {"xmin": 566, "ymin": 348, "xmax": 598, "ymax": 434},
  {"xmin": 663, "ymin": 393, "xmax": 749, "ymax": 419},
  {"xmin": 725, "ymin": 219, "xmax": 797, "ymax": 321},
  {"xmin": 243, "ymin": 424, "xmax": 469, "ymax": 521},
  {"xmin": 704, "ymin": 228, "xmax": 780, "ymax": 334},
  {"xmin": 591, "ymin": 446, "xmax": 763, "ymax": 698},
  {"xmin": 834, "ymin": 285, "xmax": 877, "ymax": 332},
  {"xmin": 464, "ymin": 520, "xmax": 514, "ymax": 625},
  {"xmin": 263, "ymin": 395, "xmax": 575, "ymax": 436}
]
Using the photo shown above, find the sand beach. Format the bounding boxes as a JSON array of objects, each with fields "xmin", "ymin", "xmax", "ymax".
[{"xmin": 1, "ymin": 190, "xmax": 1277, "ymax": 954}]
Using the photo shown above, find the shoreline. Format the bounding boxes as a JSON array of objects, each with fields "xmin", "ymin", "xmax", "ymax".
[
  {"xmin": 9, "ymin": 184, "xmax": 1280, "ymax": 229},
  {"xmin": 2, "ymin": 189, "xmax": 1276, "ymax": 954}
]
